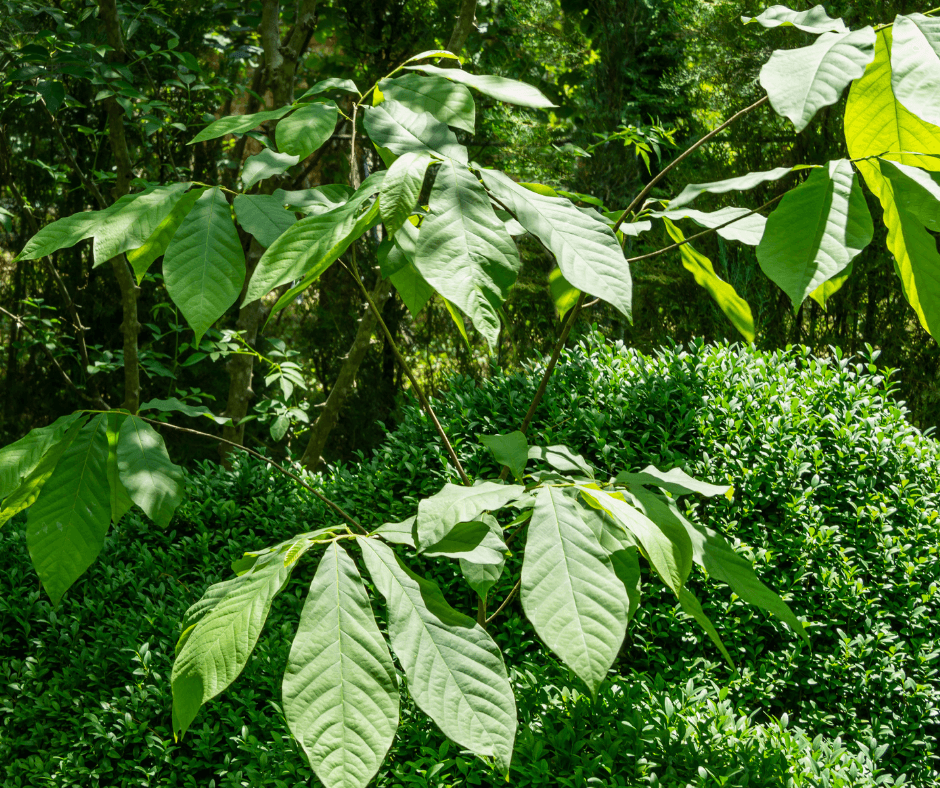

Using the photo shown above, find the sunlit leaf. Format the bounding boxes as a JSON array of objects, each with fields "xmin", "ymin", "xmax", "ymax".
[
  {"xmin": 189, "ymin": 107, "xmax": 292, "ymax": 144},
  {"xmin": 891, "ymin": 13, "xmax": 940, "ymax": 127},
  {"xmin": 742, "ymin": 4, "xmax": 847, "ymax": 34},
  {"xmin": 405, "ymin": 64, "xmax": 556, "ymax": 109},
  {"xmin": 380, "ymin": 73, "xmax": 475, "ymax": 133},
  {"xmin": 363, "ymin": 100, "xmax": 468, "ymax": 163},
  {"xmin": 116, "ymin": 415, "xmax": 185, "ymax": 528}
]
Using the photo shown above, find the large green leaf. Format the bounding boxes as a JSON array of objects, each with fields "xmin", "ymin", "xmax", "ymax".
[
  {"xmin": 669, "ymin": 167, "xmax": 799, "ymax": 210},
  {"xmin": 127, "ymin": 188, "xmax": 207, "ymax": 282},
  {"xmin": 527, "ymin": 445, "xmax": 595, "ymax": 479},
  {"xmin": 481, "ymin": 168, "xmax": 632, "ymax": 320},
  {"xmin": 139, "ymin": 397, "xmax": 228, "ymax": 425},
  {"xmin": 386, "ymin": 232, "xmax": 435, "ymax": 317},
  {"xmin": 189, "ymin": 106, "xmax": 292, "ymax": 144},
  {"xmin": 163, "ymin": 186, "xmax": 246, "ymax": 344},
  {"xmin": 422, "ymin": 515, "xmax": 507, "ymax": 565},
  {"xmin": 242, "ymin": 149, "xmax": 300, "ymax": 190},
  {"xmin": 880, "ymin": 160, "xmax": 940, "ymax": 231},
  {"xmin": 548, "ymin": 267, "xmax": 579, "ymax": 319},
  {"xmin": 0, "ymin": 412, "xmax": 83, "ymax": 499},
  {"xmin": 172, "ymin": 548, "xmax": 302, "ymax": 737},
  {"xmin": 298, "ymin": 78, "xmax": 360, "ymax": 100},
  {"xmin": 93, "ymin": 183, "xmax": 192, "ymax": 266},
  {"xmin": 522, "ymin": 486, "xmax": 628, "ymax": 695},
  {"xmin": 380, "ymin": 151, "xmax": 434, "ymax": 235},
  {"xmin": 283, "ymin": 543, "xmax": 398, "ymax": 788},
  {"xmin": 105, "ymin": 412, "xmax": 134, "ymax": 524},
  {"xmin": 275, "ymin": 184, "xmax": 354, "ymax": 214},
  {"xmin": 578, "ymin": 486, "xmax": 692, "ymax": 596},
  {"xmin": 875, "ymin": 160, "xmax": 940, "ymax": 338},
  {"xmin": 245, "ymin": 174, "xmax": 384, "ymax": 303},
  {"xmin": 479, "ymin": 431, "xmax": 528, "ymax": 481},
  {"xmin": 809, "ymin": 261, "xmax": 854, "ymax": 310},
  {"xmin": 416, "ymin": 481, "xmax": 526, "ymax": 549},
  {"xmin": 0, "ymin": 417, "xmax": 86, "ymax": 528},
  {"xmin": 379, "ymin": 73, "xmax": 475, "ymax": 133},
  {"xmin": 359, "ymin": 538, "xmax": 516, "ymax": 774},
  {"xmin": 844, "ymin": 28, "xmax": 940, "ymax": 191},
  {"xmin": 760, "ymin": 27, "xmax": 875, "ymax": 132},
  {"xmin": 363, "ymin": 100, "xmax": 468, "ymax": 163},
  {"xmin": 371, "ymin": 516, "xmax": 417, "ymax": 548},
  {"xmin": 654, "ymin": 207, "xmax": 766, "ymax": 246},
  {"xmin": 26, "ymin": 414, "xmax": 111, "ymax": 604},
  {"xmin": 276, "ymin": 101, "xmax": 339, "ymax": 159},
  {"xmin": 742, "ymin": 4, "xmax": 847, "ymax": 34},
  {"xmin": 757, "ymin": 160, "xmax": 873, "ymax": 309},
  {"xmin": 415, "ymin": 161, "xmax": 520, "ymax": 349},
  {"xmin": 405, "ymin": 64, "xmax": 555, "ymax": 109},
  {"xmin": 891, "ymin": 14, "xmax": 940, "ymax": 127},
  {"xmin": 458, "ymin": 515, "xmax": 507, "ymax": 598},
  {"xmin": 662, "ymin": 218, "xmax": 755, "ymax": 343},
  {"xmin": 635, "ymin": 490, "xmax": 808, "ymax": 644},
  {"xmin": 233, "ymin": 194, "xmax": 297, "ymax": 248},
  {"xmin": 614, "ymin": 465, "xmax": 732, "ymax": 498},
  {"xmin": 116, "ymin": 415, "xmax": 185, "ymax": 528}
]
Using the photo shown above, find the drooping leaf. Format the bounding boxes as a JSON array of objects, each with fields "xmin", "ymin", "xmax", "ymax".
[
  {"xmin": 459, "ymin": 515, "xmax": 507, "ymax": 598},
  {"xmin": 482, "ymin": 168, "xmax": 632, "ymax": 319},
  {"xmin": 548, "ymin": 267, "xmax": 580, "ymax": 319},
  {"xmin": 93, "ymin": 183, "xmax": 192, "ymax": 265},
  {"xmin": 233, "ymin": 194, "xmax": 298, "ymax": 248},
  {"xmin": 189, "ymin": 106, "xmax": 292, "ymax": 144},
  {"xmin": 528, "ymin": 445, "xmax": 595, "ymax": 479},
  {"xmin": 116, "ymin": 415, "xmax": 185, "ymax": 528},
  {"xmin": 891, "ymin": 14, "xmax": 940, "ymax": 127},
  {"xmin": 0, "ymin": 417, "xmax": 86, "ymax": 528},
  {"xmin": 880, "ymin": 160, "xmax": 940, "ymax": 231},
  {"xmin": 0, "ymin": 412, "xmax": 84, "ymax": 500},
  {"xmin": 809, "ymin": 261, "xmax": 853, "ymax": 310},
  {"xmin": 578, "ymin": 486, "xmax": 692, "ymax": 596},
  {"xmin": 371, "ymin": 516, "xmax": 416, "ymax": 548},
  {"xmin": 668, "ymin": 167, "xmax": 810, "ymax": 210},
  {"xmin": 298, "ymin": 78, "xmax": 360, "ymax": 100},
  {"xmin": 359, "ymin": 538, "xmax": 516, "ymax": 774},
  {"xmin": 415, "ymin": 161, "xmax": 520, "ymax": 349},
  {"xmin": 742, "ymin": 4, "xmax": 847, "ymax": 34},
  {"xmin": 654, "ymin": 207, "xmax": 766, "ymax": 246},
  {"xmin": 635, "ymin": 491, "xmax": 808, "ymax": 644},
  {"xmin": 106, "ymin": 412, "xmax": 134, "ymax": 524},
  {"xmin": 276, "ymin": 101, "xmax": 339, "ymax": 159},
  {"xmin": 242, "ymin": 149, "xmax": 300, "ymax": 189},
  {"xmin": 381, "ymin": 222, "xmax": 435, "ymax": 317},
  {"xmin": 614, "ymin": 465, "xmax": 732, "ymax": 498},
  {"xmin": 415, "ymin": 481, "xmax": 525, "ymax": 549},
  {"xmin": 405, "ymin": 64, "xmax": 556, "ymax": 109},
  {"xmin": 845, "ymin": 28, "xmax": 940, "ymax": 186},
  {"xmin": 17, "ymin": 196, "xmax": 134, "ymax": 261},
  {"xmin": 283, "ymin": 543, "xmax": 398, "ymax": 788},
  {"xmin": 172, "ymin": 549, "xmax": 302, "ymax": 737},
  {"xmin": 875, "ymin": 159, "xmax": 940, "ymax": 339},
  {"xmin": 26, "ymin": 414, "xmax": 111, "ymax": 604},
  {"xmin": 246, "ymin": 174, "xmax": 384, "ymax": 303},
  {"xmin": 677, "ymin": 587, "xmax": 736, "ymax": 670},
  {"xmin": 275, "ymin": 184, "xmax": 354, "ymax": 214},
  {"xmin": 139, "ymin": 397, "xmax": 228, "ymax": 424},
  {"xmin": 760, "ymin": 28, "xmax": 875, "ymax": 132},
  {"xmin": 363, "ymin": 100, "xmax": 468, "ymax": 163},
  {"xmin": 479, "ymin": 431, "xmax": 528, "ymax": 481},
  {"xmin": 663, "ymin": 218, "xmax": 755, "ymax": 343},
  {"xmin": 127, "ymin": 187, "xmax": 207, "ymax": 282},
  {"xmin": 163, "ymin": 186, "xmax": 246, "ymax": 344},
  {"xmin": 422, "ymin": 515, "xmax": 507, "ymax": 565},
  {"xmin": 757, "ymin": 160, "xmax": 873, "ymax": 309},
  {"xmin": 380, "ymin": 151, "xmax": 434, "ymax": 234},
  {"xmin": 379, "ymin": 73, "xmax": 475, "ymax": 133},
  {"xmin": 522, "ymin": 486, "xmax": 628, "ymax": 695}
]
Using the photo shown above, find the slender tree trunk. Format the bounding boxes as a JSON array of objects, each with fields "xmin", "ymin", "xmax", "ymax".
[
  {"xmin": 98, "ymin": 0, "xmax": 141, "ymax": 413},
  {"xmin": 444, "ymin": 0, "xmax": 478, "ymax": 60},
  {"xmin": 220, "ymin": 0, "xmax": 319, "ymax": 459}
]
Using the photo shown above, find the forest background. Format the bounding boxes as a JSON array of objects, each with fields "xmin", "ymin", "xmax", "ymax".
[{"xmin": 2, "ymin": 0, "xmax": 935, "ymax": 463}]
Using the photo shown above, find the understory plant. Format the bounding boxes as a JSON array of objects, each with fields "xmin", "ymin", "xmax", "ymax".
[{"xmin": 3, "ymin": 5, "xmax": 940, "ymax": 786}]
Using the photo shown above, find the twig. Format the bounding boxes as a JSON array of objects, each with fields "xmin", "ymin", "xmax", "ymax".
[
  {"xmin": 0, "ymin": 305, "xmax": 108, "ymax": 410},
  {"xmin": 485, "ymin": 578, "xmax": 521, "ymax": 625},
  {"xmin": 138, "ymin": 416, "xmax": 367, "ymax": 534},
  {"xmin": 342, "ymin": 260, "xmax": 472, "ymax": 486},
  {"xmin": 612, "ymin": 95, "xmax": 769, "ymax": 232}
]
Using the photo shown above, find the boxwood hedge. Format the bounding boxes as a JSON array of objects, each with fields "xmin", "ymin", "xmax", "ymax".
[{"xmin": 1, "ymin": 335, "xmax": 936, "ymax": 786}]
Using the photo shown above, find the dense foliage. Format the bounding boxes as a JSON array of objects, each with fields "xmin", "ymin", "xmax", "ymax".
[{"xmin": 3, "ymin": 339, "xmax": 935, "ymax": 786}]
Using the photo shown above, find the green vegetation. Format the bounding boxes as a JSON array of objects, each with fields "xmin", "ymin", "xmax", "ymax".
[{"xmin": 3, "ymin": 340, "xmax": 935, "ymax": 786}]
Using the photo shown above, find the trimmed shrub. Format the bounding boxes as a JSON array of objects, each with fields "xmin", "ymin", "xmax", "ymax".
[{"xmin": 1, "ymin": 336, "xmax": 936, "ymax": 786}]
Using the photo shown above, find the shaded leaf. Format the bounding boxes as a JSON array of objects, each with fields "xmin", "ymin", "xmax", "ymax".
[
  {"xmin": 106, "ymin": 412, "xmax": 134, "ymax": 524},
  {"xmin": 276, "ymin": 101, "xmax": 339, "ymax": 159},
  {"xmin": 380, "ymin": 73, "xmax": 475, "ymax": 133},
  {"xmin": 423, "ymin": 515, "xmax": 506, "ymax": 565},
  {"xmin": 459, "ymin": 515, "xmax": 507, "ymax": 598},
  {"xmin": 528, "ymin": 445, "xmax": 594, "ymax": 479},
  {"xmin": 416, "ymin": 481, "xmax": 525, "ymax": 549},
  {"xmin": 380, "ymin": 151, "xmax": 434, "ymax": 235},
  {"xmin": 298, "ymin": 78, "xmax": 360, "ymax": 100},
  {"xmin": 117, "ymin": 415, "xmax": 185, "ymax": 528},
  {"xmin": 234, "ymin": 194, "xmax": 297, "ymax": 248},
  {"xmin": 127, "ymin": 187, "xmax": 207, "ymax": 282},
  {"xmin": 190, "ymin": 107, "xmax": 292, "ymax": 144},
  {"xmin": 371, "ymin": 516, "xmax": 416, "ymax": 548},
  {"xmin": 0, "ymin": 413, "xmax": 84, "ymax": 500},
  {"xmin": 363, "ymin": 100, "xmax": 468, "ymax": 163},
  {"xmin": 242, "ymin": 149, "xmax": 299, "ymax": 189},
  {"xmin": 480, "ymin": 431, "xmax": 528, "ymax": 481},
  {"xmin": 94, "ymin": 183, "xmax": 192, "ymax": 265},
  {"xmin": 677, "ymin": 588, "xmax": 736, "ymax": 670}
]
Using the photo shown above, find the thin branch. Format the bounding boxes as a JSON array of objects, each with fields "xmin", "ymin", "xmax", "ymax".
[
  {"xmin": 137, "ymin": 416, "xmax": 366, "ymax": 534},
  {"xmin": 613, "ymin": 95, "xmax": 769, "ymax": 231},
  {"xmin": 485, "ymin": 578, "xmax": 520, "ymax": 625},
  {"xmin": 476, "ymin": 594, "xmax": 486, "ymax": 626},
  {"xmin": 627, "ymin": 194, "xmax": 785, "ymax": 264},
  {"xmin": 342, "ymin": 261, "xmax": 472, "ymax": 486},
  {"xmin": 0, "ymin": 305, "xmax": 108, "ymax": 410}
]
